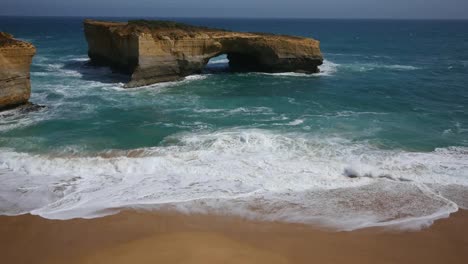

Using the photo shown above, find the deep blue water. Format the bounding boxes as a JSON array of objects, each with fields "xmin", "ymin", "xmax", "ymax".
[{"xmin": 0, "ymin": 17, "xmax": 467, "ymax": 228}]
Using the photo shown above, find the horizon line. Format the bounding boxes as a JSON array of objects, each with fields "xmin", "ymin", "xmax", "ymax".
[{"xmin": 1, "ymin": 14, "xmax": 468, "ymax": 21}]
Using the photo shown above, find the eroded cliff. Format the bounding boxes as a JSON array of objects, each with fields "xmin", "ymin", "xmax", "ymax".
[
  {"xmin": 84, "ymin": 20, "xmax": 323, "ymax": 88},
  {"xmin": 0, "ymin": 32, "xmax": 36, "ymax": 110}
]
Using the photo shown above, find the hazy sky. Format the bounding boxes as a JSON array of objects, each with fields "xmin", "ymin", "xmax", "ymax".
[{"xmin": 2, "ymin": 0, "xmax": 468, "ymax": 19}]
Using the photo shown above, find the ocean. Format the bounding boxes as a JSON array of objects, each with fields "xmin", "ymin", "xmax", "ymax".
[{"xmin": 0, "ymin": 17, "xmax": 467, "ymax": 230}]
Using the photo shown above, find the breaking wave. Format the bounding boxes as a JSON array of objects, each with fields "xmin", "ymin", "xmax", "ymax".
[
  {"xmin": 0, "ymin": 129, "xmax": 466, "ymax": 230},
  {"xmin": 258, "ymin": 60, "xmax": 339, "ymax": 77}
]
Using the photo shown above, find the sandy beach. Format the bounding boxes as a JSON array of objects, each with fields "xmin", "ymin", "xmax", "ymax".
[{"xmin": 1, "ymin": 210, "xmax": 467, "ymax": 264}]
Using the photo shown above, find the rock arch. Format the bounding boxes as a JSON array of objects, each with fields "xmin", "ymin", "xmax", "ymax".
[{"xmin": 84, "ymin": 20, "xmax": 323, "ymax": 88}]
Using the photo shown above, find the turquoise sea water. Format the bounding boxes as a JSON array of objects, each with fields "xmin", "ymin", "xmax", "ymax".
[{"xmin": 0, "ymin": 17, "xmax": 467, "ymax": 230}]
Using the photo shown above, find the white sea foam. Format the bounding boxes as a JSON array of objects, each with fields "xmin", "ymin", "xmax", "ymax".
[
  {"xmin": 68, "ymin": 57, "xmax": 89, "ymax": 62},
  {"xmin": 32, "ymin": 62, "xmax": 83, "ymax": 78},
  {"xmin": 0, "ymin": 129, "xmax": 467, "ymax": 230},
  {"xmin": 261, "ymin": 72, "xmax": 311, "ymax": 77},
  {"xmin": 123, "ymin": 74, "xmax": 208, "ymax": 91},
  {"xmin": 317, "ymin": 60, "xmax": 339, "ymax": 76},
  {"xmin": 0, "ymin": 105, "xmax": 49, "ymax": 132},
  {"xmin": 228, "ymin": 107, "xmax": 273, "ymax": 115},
  {"xmin": 259, "ymin": 60, "xmax": 418, "ymax": 77},
  {"xmin": 385, "ymin": 64, "xmax": 420, "ymax": 70},
  {"xmin": 193, "ymin": 108, "xmax": 226, "ymax": 113},
  {"xmin": 287, "ymin": 119, "xmax": 304, "ymax": 126},
  {"xmin": 334, "ymin": 111, "xmax": 388, "ymax": 117},
  {"xmin": 184, "ymin": 75, "xmax": 208, "ymax": 81},
  {"xmin": 192, "ymin": 107, "xmax": 275, "ymax": 117},
  {"xmin": 207, "ymin": 58, "xmax": 229, "ymax": 64},
  {"xmin": 343, "ymin": 63, "xmax": 420, "ymax": 72},
  {"xmin": 0, "ymin": 116, "xmax": 36, "ymax": 132},
  {"xmin": 259, "ymin": 60, "xmax": 339, "ymax": 77}
]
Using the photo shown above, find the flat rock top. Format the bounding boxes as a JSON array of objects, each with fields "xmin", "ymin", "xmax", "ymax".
[
  {"xmin": 84, "ymin": 19, "xmax": 317, "ymax": 43},
  {"xmin": 0, "ymin": 32, "xmax": 35, "ymax": 50}
]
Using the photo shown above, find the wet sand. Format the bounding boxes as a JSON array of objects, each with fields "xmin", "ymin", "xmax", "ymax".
[{"xmin": 1, "ymin": 210, "xmax": 467, "ymax": 264}]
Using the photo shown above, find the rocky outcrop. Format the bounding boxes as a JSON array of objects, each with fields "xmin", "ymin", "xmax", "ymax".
[
  {"xmin": 0, "ymin": 32, "xmax": 36, "ymax": 110},
  {"xmin": 84, "ymin": 20, "xmax": 323, "ymax": 88}
]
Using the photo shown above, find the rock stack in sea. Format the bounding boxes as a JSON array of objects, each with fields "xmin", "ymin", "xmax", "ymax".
[
  {"xmin": 0, "ymin": 32, "xmax": 36, "ymax": 110},
  {"xmin": 84, "ymin": 19, "xmax": 323, "ymax": 88}
]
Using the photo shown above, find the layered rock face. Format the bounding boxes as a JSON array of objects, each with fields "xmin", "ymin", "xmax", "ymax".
[
  {"xmin": 84, "ymin": 20, "xmax": 323, "ymax": 88},
  {"xmin": 0, "ymin": 32, "xmax": 36, "ymax": 110}
]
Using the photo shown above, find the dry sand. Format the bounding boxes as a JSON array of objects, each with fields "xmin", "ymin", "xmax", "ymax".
[{"xmin": 1, "ymin": 210, "xmax": 467, "ymax": 264}]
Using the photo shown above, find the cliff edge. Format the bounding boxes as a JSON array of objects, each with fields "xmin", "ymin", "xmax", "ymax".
[
  {"xmin": 0, "ymin": 32, "xmax": 36, "ymax": 110},
  {"xmin": 84, "ymin": 20, "xmax": 323, "ymax": 88}
]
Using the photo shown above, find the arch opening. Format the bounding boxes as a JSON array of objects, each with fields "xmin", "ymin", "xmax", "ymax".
[
  {"xmin": 203, "ymin": 54, "xmax": 230, "ymax": 73},
  {"xmin": 202, "ymin": 50, "xmax": 268, "ymax": 74}
]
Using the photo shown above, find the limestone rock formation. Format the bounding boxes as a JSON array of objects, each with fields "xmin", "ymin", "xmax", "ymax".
[
  {"xmin": 84, "ymin": 20, "xmax": 323, "ymax": 88},
  {"xmin": 0, "ymin": 32, "xmax": 36, "ymax": 110}
]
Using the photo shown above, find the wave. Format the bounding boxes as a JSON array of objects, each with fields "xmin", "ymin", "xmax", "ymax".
[
  {"xmin": 207, "ymin": 58, "xmax": 229, "ymax": 65},
  {"xmin": 334, "ymin": 111, "xmax": 388, "ymax": 117},
  {"xmin": 0, "ymin": 129, "xmax": 467, "ymax": 230},
  {"xmin": 68, "ymin": 57, "xmax": 89, "ymax": 62},
  {"xmin": 119, "ymin": 74, "xmax": 208, "ymax": 91},
  {"xmin": 384, "ymin": 64, "xmax": 420, "ymax": 70},
  {"xmin": 287, "ymin": 119, "xmax": 304, "ymax": 126},
  {"xmin": 32, "ymin": 62, "xmax": 83, "ymax": 78},
  {"xmin": 318, "ymin": 60, "xmax": 340, "ymax": 76},
  {"xmin": 342, "ymin": 63, "xmax": 420, "ymax": 72},
  {"xmin": 0, "ymin": 115, "xmax": 37, "ymax": 133},
  {"xmin": 258, "ymin": 60, "xmax": 339, "ymax": 77},
  {"xmin": 191, "ymin": 107, "xmax": 275, "ymax": 119}
]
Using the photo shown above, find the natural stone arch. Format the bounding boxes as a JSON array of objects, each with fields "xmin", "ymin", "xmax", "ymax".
[
  {"xmin": 202, "ymin": 40, "xmax": 279, "ymax": 73},
  {"xmin": 84, "ymin": 20, "xmax": 323, "ymax": 88}
]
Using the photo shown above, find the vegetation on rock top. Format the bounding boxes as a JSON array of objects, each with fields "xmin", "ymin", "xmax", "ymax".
[{"xmin": 128, "ymin": 20, "xmax": 227, "ymax": 32}]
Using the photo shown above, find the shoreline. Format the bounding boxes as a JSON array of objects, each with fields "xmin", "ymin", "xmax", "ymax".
[{"xmin": 1, "ymin": 209, "xmax": 467, "ymax": 264}]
